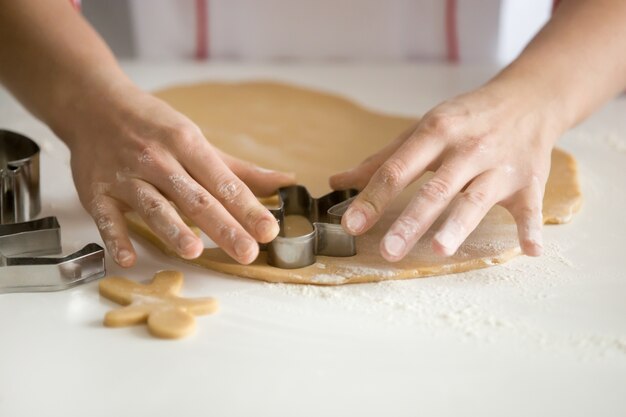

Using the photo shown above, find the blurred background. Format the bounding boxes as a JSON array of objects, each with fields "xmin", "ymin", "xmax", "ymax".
[{"xmin": 81, "ymin": 0, "xmax": 553, "ymax": 65}]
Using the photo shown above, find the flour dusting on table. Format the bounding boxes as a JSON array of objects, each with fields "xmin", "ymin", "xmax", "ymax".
[{"xmin": 221, "ymin": 239, "xmax": 625, "ymax": 360}]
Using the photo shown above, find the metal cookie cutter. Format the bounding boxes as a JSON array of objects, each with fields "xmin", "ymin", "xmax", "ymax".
[
  {"xmin": 0, "ymin": 217, "xmax": 105, "ymax": 293},
  {"xmin": 0, "ymin": 129, "xmax": 106, "ymax": 293},
  {"xmin": 262, "ymin": 185, "xmax": 358, "ymax": 269},
  {"xmin": 1, "ymin": 130, "xmax": 40, "ymax": 223}
]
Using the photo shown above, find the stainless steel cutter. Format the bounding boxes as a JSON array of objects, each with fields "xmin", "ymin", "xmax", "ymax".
[
  {"xmin": 0, "ymin": 130, "xmax": 106, "ymax": 293},
  {"xmin": 0, "ymin": 130, "xmax": 40, "ymax": 223},
  {"xmin": 262, "ymin": 185, "xmax": 358, "ymax": 269},
  {"xmin": 0, "ymin": 217, "xmax": 106, "ymax": 293}
]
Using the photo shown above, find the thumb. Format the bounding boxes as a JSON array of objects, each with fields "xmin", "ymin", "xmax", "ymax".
[
  {"xmin": 329, "ymin": 121, "xmax": 419, "ymax": 191},
  {"xmin": 218, "ymin": 151, "xmax": 296, "ymax": 197}
]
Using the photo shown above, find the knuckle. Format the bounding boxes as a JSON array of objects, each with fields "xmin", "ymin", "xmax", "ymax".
[
  {"xmin": 359, "ymin": 195, "xmax": 383, "ymax": 217},
  {"xmin": 168, "ymin": 174, "xmax": 195, "ymax": 197},
  {"xmin": 90, "ymin": 182, "xmax": 111, "ymax": 198},
  {"xmin": 392, "ymin": 216, "xmax": 421, "ymax": 239},
  {"xmin": 105, "ymin": 239, "xmax": 120, "ymax": 259},
  {"xmin": 144, "ymin": 199, "xmax": 165, "ymax": 219},
  {"xmin": 89, "ymin": 196, "xmax": 107, "ymax": 217},
  {"xmin": 423, "ymin": 112, "xmax": 454, "ymax": 135},
  {"xmin": 186, "ymin": 190, "xmax": 214, "ymax": 216},
  {"xmin": 167, "ymin": 174, "xmax": 217, "ymax": 216},
  {"xmin": 377, "ymin": 159, "xmax": 407, "ymax": 190},
  {"xmin": 136, "ymin": 144, "xmax": 161, "ymax": 165},
  {"xmin": 114, "ymin": 167, "xmax": 133, "ymax": 183},
  {"xmin": 172, "ymin": 123, "xmax": 199, "ymax": 143},
  {"xmin": 159, "ymin": 222, "xmax": 181, "ymax": 241},
  {"xmin": 89, "ymin": 197, "xmax": 117, "ymax": 235},
  {"xmin": 170, "ymin": 124, "xmax": 202, "ymax": 155},
  {"xmin": 215, "ymin": 178, "xmax": 244, "ymax": 203},
  {"xmin": 135, "ymin": 145, "xmax": 170, "ymax": 174},
  {"xmin": 216, "ymin": 224, "xmax": 237, "ymax": 243},
  {"xmin": 419, "ymin": 177, "xmax": 452, "ymax": 202},
  {"xmin": 95, "ymin": 213, "xmax": 115, "ymax": 233},
  {"xmin": 459, "ymin": 135, "xmax": 488, "ymax": 155},
  {"xmin": 244, "ymin": 207, "xmax": 265, "ymax": 226},
  {"xmin": 136, "ymin": 187, "xmax": 165, "ymax": 218}
]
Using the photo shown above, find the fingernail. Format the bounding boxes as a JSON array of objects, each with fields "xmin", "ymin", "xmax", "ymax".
[
  {"xmin": 345, "ymin": 209, "xmax": 366, "ymax": 233},
  {"xmin": 434, "ymin": 230, "xmax": 457, "ymax": 256},
  {"xmin": 529, "ymin": 243, "xmax": 544, "ymax": 256},
  {"xmin": 234, "ymin": 238, "xmax": 256, "ymax": 259},
  {"xmin": 254, "ymin": 166, "xmax": 277, "ymax": 174},
  {"xmin": 256, "ymin": 218, "xmax": 278, "ymax": 238},
  {"xmin": 180, "ymin": 235, "xmax": 199, "ymax": 252},
  {"xmin": 434, "ymin": 220, "xmax": 465, "ymax": 256},
  {"xmin": 117, "ymin": 249, "xmax": 133, "ymax": 264},
  {"xmin": 523, "ymin": 237, "xmax": 543, "ymax": 257},
  {"xmin": 522, "ymin": 222, "xmax": 543, "ymax": 256},
  {"xmin": 383, "ymin": 234, "xmax": 406, "ymax": 258}
]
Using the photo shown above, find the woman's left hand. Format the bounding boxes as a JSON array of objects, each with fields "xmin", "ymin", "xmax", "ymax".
[{"xmin": 329, "ymin": 83, "xmax": 563, "ymax": 261}]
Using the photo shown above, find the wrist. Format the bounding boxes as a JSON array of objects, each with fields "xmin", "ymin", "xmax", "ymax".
[
  {"xmin": 47, "ymin": 70, "xmax": 139, "ymax": 151},
  {"xmin": 483, "ymin": 68, "xmax": 571, "ymax": 145}
]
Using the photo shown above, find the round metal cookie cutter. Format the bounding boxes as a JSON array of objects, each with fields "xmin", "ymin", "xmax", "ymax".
[{"xmin": 0, "ymin": 130, "xmax": 41, "ymax": 224}]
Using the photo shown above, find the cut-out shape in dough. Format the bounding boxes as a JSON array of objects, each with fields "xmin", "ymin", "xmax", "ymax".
[
  {"xmin": 283, "ymin": 215, "xmax": 314, "ymax": 237},
  {"xmin": 99, "ymin": 270, "xmax": 219, "ymax": 338},
  {"xmin": 126, "ymin": 81, "xmax": 582, "ymax": 285}
]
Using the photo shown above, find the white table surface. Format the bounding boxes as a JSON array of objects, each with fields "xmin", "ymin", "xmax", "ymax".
[{"xmin": 1, "ymin": 62, "xmax": 625, "ymax": 417}]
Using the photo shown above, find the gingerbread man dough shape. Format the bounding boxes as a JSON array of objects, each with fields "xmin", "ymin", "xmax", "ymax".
[{"xmin": 99, "ymin": 270, "xmax": 219, "ymax": 339}]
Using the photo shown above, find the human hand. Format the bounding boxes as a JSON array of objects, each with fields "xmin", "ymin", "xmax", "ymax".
[
  {"xmin": 330, "ymin": 84, "xmax": 563, "ymax": 261},
  {"xmin": 63, "ymin": 82, "xmax": 295, "ymax": 267}
]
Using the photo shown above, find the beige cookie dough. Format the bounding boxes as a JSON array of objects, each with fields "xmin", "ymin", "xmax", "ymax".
[
  {"xmin": 127, "ymin": 81, "xmax": 582, "ymax": 285},
  {"xmin": 99, "ymin": 270, "xmax": 219, "ymax": 338}
]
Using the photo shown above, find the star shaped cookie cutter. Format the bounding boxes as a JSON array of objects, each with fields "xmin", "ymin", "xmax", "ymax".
[
  {"xmin": 261, "ymin": 185, "xmax": 359, "ymax": 269},
  {"xmin": 0, "ymin": 217, "xmax": 106, "ymax": 293}
]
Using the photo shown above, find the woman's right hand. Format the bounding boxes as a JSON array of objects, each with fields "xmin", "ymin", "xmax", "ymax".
[{"xmin": 62, "ymin": 80, "xmax": 295, "ymax": 267}]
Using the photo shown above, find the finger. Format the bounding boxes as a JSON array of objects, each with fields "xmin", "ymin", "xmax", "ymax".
[
  {"xmin": 431, "ymin": 171, "xmax": 502, "ymax": 257},
  {"xmin": 173, "ymin": 140, "xmax": 280, "ymax": 243},
  {"xmin": 159, "ymin": 171, "xmax": 260, "ymax": 263},
  {"xmin": 217, "ymin": 151, "xmax": 296, "ymax": 197},
  {"xmin": 329, "ymin": 146, "xmax": 396, "ymax": 191},
  {"xmin": 112, "ymin": 179, "xmax": 204, "ymax": 260},
  {"xmin": 507, "ymin": 179, "xmax": 545, "ymax": 256},
  {"xmin": 329, "ymin": 121, "xmax": 419, "ymax": 190},
  {"xmin": 377, "ymin": 158, "xmax": 484, "ymax": 260},
  {"xmin": 341, "ymin": 133, "xmax": 446, "ymax": 236},
  {"xmin": 89, "ymin": 195, "xmax": 136, "ymax": 267}
]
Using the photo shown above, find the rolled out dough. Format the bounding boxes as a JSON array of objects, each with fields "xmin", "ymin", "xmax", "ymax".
[{"xmin": 127, "ymin": 81, "xmax": 581, "ymax": 285}]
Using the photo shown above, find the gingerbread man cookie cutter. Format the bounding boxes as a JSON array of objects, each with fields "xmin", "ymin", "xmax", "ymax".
[
  {"xmin": 261, "ymin": 185, "xmax": 359, "ymax": 269},
  {"xmin": 99, "ymin": 270, "xmax": 219, "ymax": 339}
]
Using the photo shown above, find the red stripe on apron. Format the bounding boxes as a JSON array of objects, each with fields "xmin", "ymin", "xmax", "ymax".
[
  {"xmin": 195, "ymin": 0, "xmax": 209, "ymax": 60},
  {"xmin": 445, "ymin": 0, "xmax": 459, "ymax": 63}
]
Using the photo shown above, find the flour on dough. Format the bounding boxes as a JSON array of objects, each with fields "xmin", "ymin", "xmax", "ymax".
[{"xmin": 126, "ymin": 81, "xmax": 581, "ymax": 285}]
